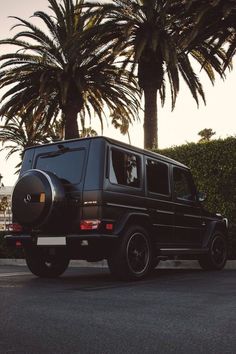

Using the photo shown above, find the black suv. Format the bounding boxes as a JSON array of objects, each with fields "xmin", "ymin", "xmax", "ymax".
[{"xmin": 6, "ymin": 136, "xmax": 228, "ymax": 280}]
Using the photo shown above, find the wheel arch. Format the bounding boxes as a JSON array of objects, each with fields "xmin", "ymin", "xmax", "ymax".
[
  {"xmin": 114, "ymin": 212, "xmax": 154, "ymax": 242},
  {"xmin": 203, "ymin": 220, "xmax": 228, "ymax": 248}
]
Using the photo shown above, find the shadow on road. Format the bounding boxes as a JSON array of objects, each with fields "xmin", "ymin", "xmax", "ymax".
[{"xmin": 21, "ymin": 266, "xmax": 236, "ymax": 294}]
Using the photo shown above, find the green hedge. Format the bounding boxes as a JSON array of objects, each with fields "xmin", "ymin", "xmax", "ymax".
[
  {"xmin": 157, "ymin": 137, "xmax": 236, "ymax": 258},
  {"xmin": 157, "ymin": 137, "xmax": 236, "ymax": 223}
]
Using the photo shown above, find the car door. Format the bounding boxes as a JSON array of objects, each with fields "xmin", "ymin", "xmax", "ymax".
[
  {"xmin": 172, "ymin": 166, "xmax": 204, "ymax": 247},
  {"xmin": 146, "ymin": 158, "xmax": 174, "ymax": 245}
]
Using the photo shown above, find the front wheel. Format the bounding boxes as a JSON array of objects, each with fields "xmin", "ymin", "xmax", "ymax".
[
  {"xmin": 25, "ymin": 248, "xmax": 70, "ymax": 278},
  {"xmin": 199, "ymin": 233, "xmax": 227, "ymax": 271},
  {"xmin": 107, "ymin": 226, "xmax": 153, "ymax": 280}
]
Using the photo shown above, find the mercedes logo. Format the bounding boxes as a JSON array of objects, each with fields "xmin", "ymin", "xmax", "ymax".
[{"xmin": 24, "ymin": 194, "xmax": 32, "ymax": 203}]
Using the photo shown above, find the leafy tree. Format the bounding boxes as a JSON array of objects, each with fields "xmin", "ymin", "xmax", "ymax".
[
  {"xmin": 0, "ymin": 196, "xmax": 10, "ymax": 230},
  {"xmin": 0, "ymin": 196, "xmax": 9, "ymax": 213},
  {"xmin": 198, "ymin": 128, "xmax": 216, "ymax": 143},
  {"xmin": 0, "ymin": 0, "xmax": 140, "ymax": 140},
  {"xmin": 91, "ymin": 0, "xmax": 229, "ymax": 149}
]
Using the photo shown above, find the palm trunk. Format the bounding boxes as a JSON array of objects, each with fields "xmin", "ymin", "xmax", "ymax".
[
  {"xmin": 63, "ymin": 104, "xmax": 80, "ymax": 140},
  {"xmin": 143, "ymin": 86, "xmax": 158, "ymax": 150}
]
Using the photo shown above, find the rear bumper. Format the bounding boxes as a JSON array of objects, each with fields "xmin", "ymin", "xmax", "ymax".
[{"xmin": 5, "ymin": 233, "xmax": 118, "ymax": 248}]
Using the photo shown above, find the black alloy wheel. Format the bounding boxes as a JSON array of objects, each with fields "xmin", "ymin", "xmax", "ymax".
[
  {"xmin": 25, "ymin": 248, "xmax": 70, "ymax": 278},
  {"xmin": 126, "ymin": 232, "xmax": 150, "ymax": 275},
  {"xmin": 107, "ymin": 226, "xmax": 153, "ymax": 280},
  {"xmin": 199, "ymin": 233, "xmax": 227, "ymax": 270}
]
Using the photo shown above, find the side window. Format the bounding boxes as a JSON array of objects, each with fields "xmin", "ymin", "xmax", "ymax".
[
  {"xmin": 173, "ymin": 168, "xmax": 196, "ymax": 201},
  {"xmin": 146, "ymin": 159, "xmax": 169, "ymax": 195},
  {"xmin": 109, "ymin": 149, "xmax": 141, "ymax": 188}
]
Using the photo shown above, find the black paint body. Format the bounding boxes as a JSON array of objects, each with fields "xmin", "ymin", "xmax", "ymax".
[{"xmin": 6, "ymin": 136, "xmax": 228, "ymax": 261}]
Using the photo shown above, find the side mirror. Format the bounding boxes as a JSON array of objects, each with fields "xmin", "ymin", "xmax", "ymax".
[{"xmin": 197, "ymin": 192, "xmax": 207, "ymax": 203}]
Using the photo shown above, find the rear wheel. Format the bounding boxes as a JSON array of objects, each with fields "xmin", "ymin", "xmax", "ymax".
[
  {"xmin": 199, "ymin": 232, "xmax": 227, "ymax": 270},
  {"xmin": 107, "ymin": 226, "xmax": 153, "ymax": 280},
  {"xmin": 25, "ymin": 248, "xmax": 70, "ymax": 278}
]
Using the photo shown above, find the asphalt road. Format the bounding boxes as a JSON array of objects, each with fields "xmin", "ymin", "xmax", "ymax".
[{"xmin": 1, "ymin": 265, "xmax": 236, "ymax": 354}]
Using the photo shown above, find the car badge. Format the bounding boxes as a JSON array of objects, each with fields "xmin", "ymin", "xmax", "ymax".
[{"xmin": 24, "ymin": 194, "xmax": 32, "ymax": 203}]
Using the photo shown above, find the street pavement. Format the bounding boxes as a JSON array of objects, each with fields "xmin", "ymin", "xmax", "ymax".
[{"xmin": 1, "ymin": 263, "xmax": 236, "ymax": 354}]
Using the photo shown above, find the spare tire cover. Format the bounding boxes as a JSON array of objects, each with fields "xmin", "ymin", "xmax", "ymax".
[{"xmin": 12, "ymin": 169, "xmax": 66, "ymax": 227}]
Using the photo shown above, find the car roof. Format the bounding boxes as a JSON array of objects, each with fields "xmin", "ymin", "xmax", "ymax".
[{"xmin": 25, "ymin": 136, "xmax": 189, "ymax": 170}]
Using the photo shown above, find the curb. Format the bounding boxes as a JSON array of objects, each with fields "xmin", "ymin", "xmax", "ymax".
[{"xmin": 1, "ymin": 258, "xmax": 236, "ymax": 269}]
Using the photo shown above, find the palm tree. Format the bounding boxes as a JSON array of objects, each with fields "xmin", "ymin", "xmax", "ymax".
[
  {"xmin": 0, "ymin": 0, "xmax": 140, "ymax": 140},
  {"xmin": 111, "ymin": 110, "xmax": 131, "ymax": 144},
  {"xmin": 182, "ymin": 0, "xmax": 236, "ymax": 70},
  {"xmin": 91, "ymin": 0, "xmax": 228, "ymax": 149},
  {"xmin": 79, "ymin": 126, "xmax": 98, "ymax": 137}
]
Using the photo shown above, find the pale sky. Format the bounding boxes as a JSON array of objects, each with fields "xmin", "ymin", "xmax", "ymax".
[{"xmin": 0, "ymin": 0, "xmax": 235, "ymax": 186}]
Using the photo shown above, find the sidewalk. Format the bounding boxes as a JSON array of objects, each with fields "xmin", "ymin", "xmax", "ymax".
[{"xmin": 1, "ymin": 258, "xmax": 236, "ymax": 269}]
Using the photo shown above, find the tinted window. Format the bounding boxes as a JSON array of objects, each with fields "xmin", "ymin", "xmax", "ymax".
[
  {"xmin": 110, "ymin": 149, "xmax": 141, "ymax": 188},
  {"xmin": 173, "ymin": 168, "xmax": 196, "ymax": 201},
  {"xmin": 35, "ymin": 149, "xmax": 85, "ymax": 184},
  {"xmin": 146, "ymin": 159, "xmax": 169, "ymax": 195}
]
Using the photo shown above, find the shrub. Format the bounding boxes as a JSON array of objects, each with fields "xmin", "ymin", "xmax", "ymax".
[
  {"xmin": 157, "ymin": 137, "xmax": 236, "ymax": 224},
  {"xmin": 157, "ymin": 137, "xmax": 236, "ymax": 258}
]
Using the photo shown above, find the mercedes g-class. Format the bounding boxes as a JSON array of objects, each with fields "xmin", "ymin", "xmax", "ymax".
[{"xmin": 5, "ymin": 137, "xmax": 228, "ymax": 280}]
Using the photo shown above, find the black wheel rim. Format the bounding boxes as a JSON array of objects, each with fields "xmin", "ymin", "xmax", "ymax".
[
  {"xmin": 45, "ymin": 261, "xmax": 54, "ymax": 269},
  {"xmin": 211, "ymin": 236, "xmax": 226, "ymax": 265},
  {"xmin": 126, "ymin": 232, "xmax": 150, "ymax": 274}
]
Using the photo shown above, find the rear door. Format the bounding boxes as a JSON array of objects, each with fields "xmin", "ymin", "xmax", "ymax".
[
  {"xmin": 145, "ymin": 158, "xmax": 174, "ymax": 245},
  {"xmin": 32, "ymin": 140, "xmax": 89, "ymax": 232}
]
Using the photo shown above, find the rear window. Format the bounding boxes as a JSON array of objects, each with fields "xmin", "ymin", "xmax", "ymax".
[
  {"xmin": 109, "ymin": 148, "xmax": 141, "ymax": 188},
  {"xmin": 35, "ymin": 149, "xmax": 85, "ymax": 184}
]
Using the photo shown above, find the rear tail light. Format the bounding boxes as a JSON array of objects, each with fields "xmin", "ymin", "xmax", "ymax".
[
  {"xmin": 7, "ymin": 223, "xmax": 23, "ymax": 233},
  {"xmin": 80, "ymin": 219, "xmax": 101, "ymax": 230}
]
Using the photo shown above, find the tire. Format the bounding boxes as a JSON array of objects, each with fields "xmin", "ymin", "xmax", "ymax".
[
  {"xmin": 25, "ymin": 249, "xmax": 70, "ymax": 278},
  {"xmin": 199, "ymin": 232, "xmax": 227, "ymax": 271},
  {"xmin": 107, "ymin": 226, "xmax": 153, "ymax": 280},
  {"xmin": 151, "ymin": 258, "xmax": 160, "ymax": 270}
]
